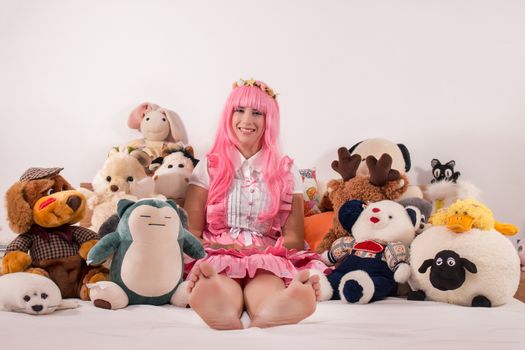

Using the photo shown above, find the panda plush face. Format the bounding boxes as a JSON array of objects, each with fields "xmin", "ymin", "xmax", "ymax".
[{"xmin": 351, "ymin": 200, "xmax": 419, "ymax": 246}]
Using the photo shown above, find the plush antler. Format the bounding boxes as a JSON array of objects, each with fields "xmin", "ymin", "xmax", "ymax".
[
  {"xmin": 331, "ymin": 147, "xmax": 361, "ymax": 181},
  {"xmin": 366, "ymin": 154, "xmax": 401, "ymax": 186}
]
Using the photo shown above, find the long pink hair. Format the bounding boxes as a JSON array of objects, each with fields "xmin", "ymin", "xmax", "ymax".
[{"xmin": 207, "ymin": 82, "xmax": 293, "ymax": 222}]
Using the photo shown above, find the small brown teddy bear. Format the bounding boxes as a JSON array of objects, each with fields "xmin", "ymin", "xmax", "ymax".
[
  {"xmin": 2, "ymin": 167, "xmax": 108, "ymax": 300},
  {"xmin": 315, "ymin": 148, "xmax": 409, "ymax": 253}
]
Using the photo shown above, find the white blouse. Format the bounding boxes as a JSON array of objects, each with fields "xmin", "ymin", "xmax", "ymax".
[{"xmin": 189, "ymin": 150, "xmax": 303, "ymax": 240}]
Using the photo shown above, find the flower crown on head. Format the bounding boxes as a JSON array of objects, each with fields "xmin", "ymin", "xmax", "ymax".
[{"xmin": 232, "ymin": 78, "xmax": 278, "ymax": 99}]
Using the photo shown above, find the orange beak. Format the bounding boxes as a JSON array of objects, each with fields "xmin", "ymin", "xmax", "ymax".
[{"xmin": 446, "ymin": 214, "xmax": 474, "ymax": 233}]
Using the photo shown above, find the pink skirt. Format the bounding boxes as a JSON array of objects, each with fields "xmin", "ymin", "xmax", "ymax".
[{"xmin": 186, "ymin": 232, "xmax": 329, "ymax": 284}]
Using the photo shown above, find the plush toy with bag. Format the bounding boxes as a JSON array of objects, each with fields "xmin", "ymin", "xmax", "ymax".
[
  {"xmin": 79, "ymin": 147, "xmax": 151, "ymax": 232},
  {"xmin": 408, "ymin": 199, "xmax": 520, "ymax": 307},
  {"xmin": 0, "ymin": 272, "xmax": 78, "ymax": 315},
  {"xmin": 127, "ymin": 102, "xmax": 188, "ymax": 159},
  {"xmin": 316, "ymin": 199, "xmax": 424, "ymax": 304},
  {"xmin": 2, "ymin": 167, "xmax": 108, "ymax": 300},
  {"xmin": 86, "ymin": 198, "xmax": 205, "ymax": 309},
  {"xmin": 315, "ymin": 139, "xmax": 416, "ymax": 253}
]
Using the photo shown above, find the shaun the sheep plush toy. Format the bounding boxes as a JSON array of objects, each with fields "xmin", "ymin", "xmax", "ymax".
[
  {"xmin": 408, "ymin": 199, "xmax": 520, "ymax": 307},
  {"xmin": 317, "ymin": 199, "xmax": 423, "ymax": 304},
  {"xmin": 3, "ymin": 167, "xmax": 107, "ymax": 300}
]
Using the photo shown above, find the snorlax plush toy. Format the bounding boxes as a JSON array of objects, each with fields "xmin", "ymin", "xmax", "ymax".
[{"xmin": 87, "ymin": 198, "xmax": 205, "ymax": 309}]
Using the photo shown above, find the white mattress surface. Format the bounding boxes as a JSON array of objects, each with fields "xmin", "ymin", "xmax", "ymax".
[{"xmin": 1, "ymin": 298, "xmax": 524, "ymax": 350}]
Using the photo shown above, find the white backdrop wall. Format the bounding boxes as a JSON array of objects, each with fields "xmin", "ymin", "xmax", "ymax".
[{"xmin": 1, "ymin": 0, "xmax": 524, "ymax": 243}]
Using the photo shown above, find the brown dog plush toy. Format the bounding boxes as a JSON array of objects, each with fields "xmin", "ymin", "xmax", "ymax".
[
  {"xmin": 315, "ymin": 148, "xmax": 409, "ymax": 253},
  {"xmin": 2, "ymin": 167, "xmax": 107, "ymax": 300}
]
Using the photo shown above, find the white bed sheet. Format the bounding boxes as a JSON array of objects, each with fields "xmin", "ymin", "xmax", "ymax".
[{"xmin": 1, "ymin": 298, "xmax": 524, "ymax": 350}]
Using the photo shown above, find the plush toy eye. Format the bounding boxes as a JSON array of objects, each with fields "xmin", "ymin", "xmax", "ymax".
[
  {"xmin": 162, "ymin": 118, "xmax": 166, "ymax": 122},
  {"xmin": 23, "ymin": 295, "xmax": 31, "ymax": 302},
  {"xmin": 46, "ymin": 188, "xmax": 55, "ymax": 196},
  {"xmin": 178, "ymin": 164, "xmax": 184, "ymax": 168},
  {"xmin": 463, "ymin": 211, "xmax": 468, "ymax": 216},
  {"xmin": 41, "ymin": 293, "xmax": 48, "ymax": 299},
  {"xmin": 388, "ymin": 215, "xmax": 393, "ymax": 219},
  {"xmin": 106, "ymin": 176, "xmax": 112, "ymax": 182},
  {"xmin": 447, "ymin": 258, "xmax": 456, "ymax": 266},
  {"xmin": 519, "ymin": 245, "xmax": 523, "ymax": 252},
  {"xmin": 445, "ymin": 169, "xmax": 453, "ymax": 178},
  {"xmin": 127, "ymin": 176, "xmax": 134, "ymax": 182},
  {"xmin": 433, "ymin": 169, "xmax": 441, "ymax": 178},
  {"xmin": 146, "ymin": 117, "xmax": 150, "ymax": 121},
  {"xmin": 167, "ymin": 164, "xmax": 173, "ymax": 169},
  {"xmin": 436, "ymin": 258, "xmax": 443, "ymax": 266}
]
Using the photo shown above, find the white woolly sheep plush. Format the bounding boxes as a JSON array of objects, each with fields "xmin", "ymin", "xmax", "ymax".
[
  {"xmin": 409, "ymin": 226, "xmax": 520, "ymax": 307},
  {"xmin": 0, "ymin": 273, "xmax": 77, "ymax": 315}
]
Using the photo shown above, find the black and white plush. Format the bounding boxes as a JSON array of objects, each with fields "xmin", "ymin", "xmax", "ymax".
[
  {"xmin": 316, "ymin": 200, "xmax": 422, "ymax": 304},
  {"xmin": 408, "ymin": 226, "xmax": 520, "ymax": 307},
  {"xmin": 430, "ymin": 159, "xmax": 460, "ymax": 183}
]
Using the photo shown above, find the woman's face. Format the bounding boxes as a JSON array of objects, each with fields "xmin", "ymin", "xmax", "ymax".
[{"xmin": 231, "ymin": 106, "xmax": 265, "ymax": 154}]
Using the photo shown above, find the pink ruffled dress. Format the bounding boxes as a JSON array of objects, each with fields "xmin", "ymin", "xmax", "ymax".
[{"xmin": 187, "ymin": 150, "xmax": 328, "ymax": 283}]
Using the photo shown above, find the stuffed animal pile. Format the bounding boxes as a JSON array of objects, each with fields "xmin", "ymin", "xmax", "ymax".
[{"xmin": 316, "ymin": 138, "xmax": 419, "ymax": 253}]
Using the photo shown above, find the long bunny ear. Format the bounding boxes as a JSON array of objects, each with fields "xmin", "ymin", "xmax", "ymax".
[
  {"xmin": 128, "ymin": 102, "xmax": 159, "ymax": 129},
  {"xmin": 161, "ymin": 109, "xmax": 188, "ymax": 144},
  {"xmin": 5, "ymin": 182, "xmax": 34, "ymax": 233}
]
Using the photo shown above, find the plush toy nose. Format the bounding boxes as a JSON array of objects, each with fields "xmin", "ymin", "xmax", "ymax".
[
  {"xmin": 32, "ymin": 305, "xmax": 43, "ymax": 312},
  {"xmin": 370, "ymin": 217, "xmax": 380, "ymax": 223},
  {"xmin": 66, "ymin": 195, "xmax": 82, "ymax": 211},
  {"xmin": 372, "ymin": 208, "xmax": 380, "ymax": 213},
  {"xmin": 110, "ymin": 185, "xmax": 119, "ymax": 192}
]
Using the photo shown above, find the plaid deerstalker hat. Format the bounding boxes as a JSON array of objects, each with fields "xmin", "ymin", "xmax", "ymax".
[{"xmin": 19, "ymin": 167, "xmax": 64, "ymax": 182}]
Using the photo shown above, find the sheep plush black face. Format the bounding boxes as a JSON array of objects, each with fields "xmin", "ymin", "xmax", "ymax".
[{"xmin": 418, "ymin": 250, "xmax": 477, "ymax": 291}]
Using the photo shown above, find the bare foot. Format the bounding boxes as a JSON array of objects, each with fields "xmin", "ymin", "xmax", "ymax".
[
  {"xmin": 250, "ymin": 270, "xmax": 320, "ymax": 328},
  {"xmin": 188, "ymin": 262, "xmax": 244, "ymax": 330}
]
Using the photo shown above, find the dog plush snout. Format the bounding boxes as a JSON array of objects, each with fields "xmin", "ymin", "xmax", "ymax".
[
  {"xmin": 66, "ymin": 195, "xmax": 82, "ymax": 211},
  {"xmin": 31, "ymin": 304, "xmax": 43, "ymax": 312}
]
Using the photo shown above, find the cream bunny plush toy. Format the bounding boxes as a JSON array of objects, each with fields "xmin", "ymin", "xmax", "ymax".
[{"xmin": 127, "ymin": 102, "xmax": 188, "ymax": 159}]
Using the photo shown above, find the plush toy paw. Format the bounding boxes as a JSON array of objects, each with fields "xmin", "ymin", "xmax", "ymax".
[
  {"xmin": 338, "ymin": 270, "xmax": 374, "ymax": 304},
  {"xmin": 79, "ymin": 267, "xmax": 109, "ymax": 301},
  {"xmin": 407, "ymin": 290, "xmax": 426, "ymax": 301},
  {"xmin": 1, "ymin": 251, "xmax": 32, "ymax": 274},
  {"xmin": 472, "ymin": 295, "xmax": 492, "ymax": 308},
  {"xmin": 88, "ymin": 281, "xmax": 129, "ymax": 309},
  {"xmin": 394, "ymin": 263, "xmax": 411, "ymax": 283},
  {"xmin": 25, "ymin": 267, "xmax": 50, "ymax": 278},
  {"xmin": 79, "ymin": 240, "xmax": 99, "ymax": 260}
]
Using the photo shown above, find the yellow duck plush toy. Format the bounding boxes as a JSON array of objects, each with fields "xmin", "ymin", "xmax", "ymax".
[{"xmin": 429, "ymin": 198, "xmax": 518, "ymax": 236}]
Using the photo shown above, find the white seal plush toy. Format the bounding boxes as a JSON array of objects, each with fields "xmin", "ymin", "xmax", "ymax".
[
  {"xmin": 408, "ymin": 199, "xmax": 520, "ymax": 307},
  {"xmin": 0, "ymin": 272, "xmax": 77, "ymax": 315}
]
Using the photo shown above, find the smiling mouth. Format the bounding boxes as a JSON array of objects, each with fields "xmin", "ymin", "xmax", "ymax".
[{"xmin": 238, "ymin": 127, "xmax": 256, "ymax": 135}]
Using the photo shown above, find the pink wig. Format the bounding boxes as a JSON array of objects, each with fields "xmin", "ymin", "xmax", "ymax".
[{"xmin": 207, "ymin": 82, "xmax": 293, "ymax": 222}]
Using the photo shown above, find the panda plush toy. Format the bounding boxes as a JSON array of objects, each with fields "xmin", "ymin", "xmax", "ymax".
[{"xmin": 316, "ymin": 199, "xmax": 423, "ymax": 304}]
